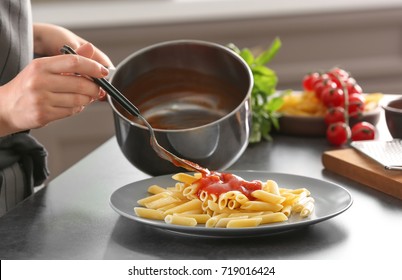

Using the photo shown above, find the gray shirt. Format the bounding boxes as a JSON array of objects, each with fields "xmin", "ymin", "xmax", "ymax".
[
  {"xmin": 0, "ymin": 0, "xmax": 48, "ymax": 216},
  {"xmin": 0, "ymin": 0, "xmax": 33, "ymax": 85}
]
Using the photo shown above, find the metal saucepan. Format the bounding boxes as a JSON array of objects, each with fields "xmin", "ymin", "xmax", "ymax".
[{"xmin": 108, "ymin": 40, "xmax": 253, "ymax": 175}]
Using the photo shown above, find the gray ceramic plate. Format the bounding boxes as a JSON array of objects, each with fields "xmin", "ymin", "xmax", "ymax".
[{"xmin": 109, "ymin": 171, "xmax": 353, "ymax": 237}]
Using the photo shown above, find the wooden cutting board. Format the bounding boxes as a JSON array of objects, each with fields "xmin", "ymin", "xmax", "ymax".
[{"xmin": 322, "ymin": 148, "xmax": 402, "ymax": 200}]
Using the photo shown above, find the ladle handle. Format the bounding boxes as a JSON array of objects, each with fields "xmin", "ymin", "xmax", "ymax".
[
  {"xmin": 60, "ymin": 45, "xmax": 141, "ymax": 118},
  {"xmin": 92, "ymin": 75, "xmax": 141, "ymax": 118}
]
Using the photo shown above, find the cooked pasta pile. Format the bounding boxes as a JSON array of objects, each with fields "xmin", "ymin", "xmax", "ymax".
[{"xmin": 134, "ymin": 172, "xmax": 315, "ymax": 228}]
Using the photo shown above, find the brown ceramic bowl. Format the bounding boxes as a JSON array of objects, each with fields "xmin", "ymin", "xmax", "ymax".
[{"xmin": 383, "ymin": 97, "xmax": 402, "ymax": 138}]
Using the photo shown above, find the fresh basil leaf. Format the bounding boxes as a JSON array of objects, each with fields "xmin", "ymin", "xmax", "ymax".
[
  {"xmin": 253, "ymin": 75, "xmax": 277, "ymax": 95},
  {"xmin": 255, "ymin": 37, "xmax": 282, "ymax": 66},
  {"xmin": 271, "ymin": 113, "xmax": 281, "ymax": 130},
  {"xmin": 266, "ymin": 96, "xmax": 285, "ymax": 112},
  {"xmin": 227, "ymin": 38, "xmax": 283, "ymax": 143},
  {"xmin": 239, "ymin": 48, "xmax": 255, "ymax": 65},
  {"xmin": 251, "ymin": 65, "xmax": 276, "ymax": 77},
  {"xmin": 249, "ymin": 121, "xmax": 262, "ymax": 143}
]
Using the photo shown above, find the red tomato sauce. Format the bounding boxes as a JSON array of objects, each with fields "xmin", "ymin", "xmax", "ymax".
[{"xmin": 196, "ymin": 172, "xmax": 263, "ymax": 199}]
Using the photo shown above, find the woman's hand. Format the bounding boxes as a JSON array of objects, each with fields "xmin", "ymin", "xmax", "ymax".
[
  {"xmin": 0, "ymin": 45, "xmax": 109, "ymax": 136},
  {"xmin": 33, "ymin": 23, "xmax": 113, "ymax": 101},
  {"xmin": 33, "ymin": 23, "xmax": 113, "ymax": 68}
]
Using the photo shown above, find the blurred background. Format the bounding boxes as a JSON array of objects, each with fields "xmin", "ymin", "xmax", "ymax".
[{"xmin": 30, "ymin": 0, "xmax": 402, "ymax": 180}]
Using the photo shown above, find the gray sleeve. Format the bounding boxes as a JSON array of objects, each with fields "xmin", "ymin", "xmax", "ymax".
[{"xmin": 0, "ymin": 0, "xmax": 33, "ymax": 85}]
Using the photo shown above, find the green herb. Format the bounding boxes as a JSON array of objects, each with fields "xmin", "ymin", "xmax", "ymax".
[{"xmin": 228, "ymin": 37, "xmax": 284, "ymax": 143}]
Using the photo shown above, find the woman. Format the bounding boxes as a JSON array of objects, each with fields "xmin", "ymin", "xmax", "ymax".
[{"xmin": 0, "ymin": 0, "xmax": 113, "ymax": 216}]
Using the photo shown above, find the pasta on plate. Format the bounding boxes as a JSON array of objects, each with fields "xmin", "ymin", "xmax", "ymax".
[{"xmin": 134, "ymin": 172, "xmax": 315, "ymax": 228}]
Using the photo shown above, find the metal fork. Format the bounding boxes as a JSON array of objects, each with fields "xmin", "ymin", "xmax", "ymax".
[{"xmin": 60, "ymin": 45, "xmax": 208, "ymax": 174}]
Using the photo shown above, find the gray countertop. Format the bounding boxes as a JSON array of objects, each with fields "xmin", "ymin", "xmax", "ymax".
[{"xmin": 1, "ymin": 109, "xmax": 401, "ymax": 259}]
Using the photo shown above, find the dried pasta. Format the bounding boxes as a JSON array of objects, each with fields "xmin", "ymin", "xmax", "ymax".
[
  {"xmin": 278, "ymin": 91, "xmax": 383, "ymax": 116},
  {"xmin": 134, "ymin": 172, "xmax": 315, "ymax": 228}
]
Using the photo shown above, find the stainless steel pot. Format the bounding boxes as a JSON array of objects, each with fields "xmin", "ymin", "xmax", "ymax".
[{"xmin": 108, "ymin": 40, "xmax": 253, "ymax": 175}]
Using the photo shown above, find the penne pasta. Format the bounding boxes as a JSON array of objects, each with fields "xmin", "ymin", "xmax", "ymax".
[
  {"xmin": 206, "ymin": 213, "xmax": 229, "ymax": 228},
  {"xmin": 175, "ymin": 213, "xmax": 211, "ymax": 223},
  {"xmin": 156, "ymin": 202, "xmax": 183, "ymax": 211},
  {"xmin": 207, "ymin": 200, "xmax": 237, "ymax": 214},
  {"xmin": 227, "ymin": 199, "xmax": 240, "ymax": 210},
  {"xmin": 174, "ymin": 182, "xmax": 185, "ymax": 192},
  {"xmin": 172, "ymin": 173, "xmax": 201, "ymax": 185},
  {"xmin": 265, "ymin": 180, "xmax": 280, "ymax": 195},
  {"xmin": 144, "ymin": 196, "xmax": 179, "ymax": 209},
  {"xmin": 169, "ymin": 190, "xmax": 186, "ymax": 201},
  {"xmin": 147, "ymin": 184, "xmax": 168, "ymax": 195},
  {"xmin": 134, "ymin": 207, "xmax": 165, "ymax": 220},
  {"xmin": 301, "ymin": 201, "xmax": 315, "ymax": 217},
  {"xmin": 256, "ymin": 212, "xmax": 288, "ymax": 224},
  {"xmin": 134, "ymin": 172, "xmax": 315, "ymax": 229},
  {"xmin": 234, "ymin": 193, "xmax": 249, "ymax": 204},
  {"xmin": 137, "ymin": 192, "xmax": 169, "ymax": 206},
  {"xmin": 241, "ymin": 201, "xmax": 283, "ymax": 212},
  {"xmin": 165, "ymin": 214, "xmax": 197, "ymax": 227},
  {"xmin": 221, "ymin": 191, "xmax": 240, "ymax": 200},
  {"xmin": 210, "ymin": 193, "xmax": 218, "ymax": 203},
  {"xmin": 251, "ymin": 190, "xmax": 286, "ymax": 204},
  {"xmin": 206, "ymin": 208, "xmax": 214, "ymax": 217},
  {"xmin": 292, "ymin": 188, "xmax": 311, "ymax": 196},
  {"xmin": 201, "ymin": 199, "xmax": 209, "ymax": 211},
  {"xmin": 198, "ymin": 190, "xmax": 209, "ymax": 202},
  {"xmin": 228, "ymin": 211, "xmax": 264, "ymax": 217},
  {"xmin": 218, "ymin": 191, "xmax": 239, "ymax": 210},
  {"xmin": 218, "ymin": 197, "xmax": 229, "ymax": 210},
  {"xmin": 215, "ymin": 216, "xmax": 249, "ymax": 228},
  {"xmin": 293, "ymin": 196, "xmax": 315, "ymax": 212},
  {"xmin": 163, "ymin": 199, "xmax": 202, "ymax": 215},
  {"xmin": 226, "ymin": 218, "xmax": 263, "ymax": 228},
  {"xmin": 281, "ymin": 205, "xmax": 292, "ymax": 217},
  {"xmin": 181, "ymin": 209, "xmax": 205, "ymax": 215}
]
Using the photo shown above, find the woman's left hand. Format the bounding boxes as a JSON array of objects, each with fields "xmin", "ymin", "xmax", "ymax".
[
  {"xmin": 33, "ymin": 23, "xmax": 113, "ymax": 100},
  {"xmin": 33, "ymin": 23, "xmax": 113, "ymax": 68}
]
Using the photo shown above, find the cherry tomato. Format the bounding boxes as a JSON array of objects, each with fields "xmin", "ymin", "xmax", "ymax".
[
  {"xmin": 327, "ymin": 67, "xmax": 349, "ymax": 88},
  {"xmin": 351, "ymin": 121, "xmax": 376, "ymax": 141},
  {"xmin": 321, "ymin": 88, "xmax": 344, "ymax": 108},
  {"xmin": 324, "ymin": 107, "xmax": 345, "ymax": 125},
  {"xmin": 311, "ymin": 73, "xmax": 329, "ymax": 89},
  {"xmin": 313, "ymin": 78, "xmax": 337, "ymax": 100},
  {"xmin": 327, "ymin": 74, "xmax": 343, "ymax": 88},
  {"xmin": 326, "ymin": 122, "xmax": 351, "ymax": 146},
  {"xmin": 302, "ymin": 72, "xmax": 320, "ymax": 91},
  {"xmin": 346, "ymin": 78, "xmax": 363, "ymax": 95},
  {"xmin": 328, "ymin": 67, "xmax": 350, "ymax": 80},
  {"xmin": 347, "ymin": 93, "xmax": 365, "ymax": 115}
]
